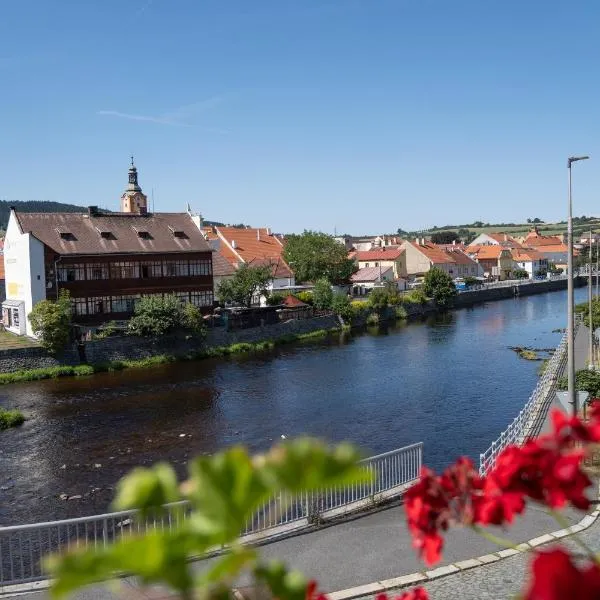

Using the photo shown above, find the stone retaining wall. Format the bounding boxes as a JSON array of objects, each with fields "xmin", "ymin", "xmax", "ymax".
[{"xmin": 0, "ymin": 346, "xmax": 79, "ymax": 373}]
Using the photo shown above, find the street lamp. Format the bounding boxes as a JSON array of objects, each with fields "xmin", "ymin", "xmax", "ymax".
[{"xmin": 568, "ymin": 155, "xmax": 590, "ymax": 415}]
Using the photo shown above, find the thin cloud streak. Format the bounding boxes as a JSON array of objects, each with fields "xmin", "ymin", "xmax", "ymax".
[{"xmin": 97, "ymin": 96, "xmax": 226, "ymax": 130}]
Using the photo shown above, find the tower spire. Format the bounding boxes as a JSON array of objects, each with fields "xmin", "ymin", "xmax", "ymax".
[{"xmin": 121, "ymin": 157, "xmax": 147, "ymax": 213}]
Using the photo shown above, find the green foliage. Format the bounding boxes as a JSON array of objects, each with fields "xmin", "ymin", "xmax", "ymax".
[
  {"xmin": 28, "ymin": 290, "xmax": 72, "ymax": 354},
  {"xmin": 366, "ymin": 312, "xmax": 380, "ymax": 326},
  {"xmin": 128, "ymin": 295, "xmax": 204, "ymax": 337},
  {"xmin": 266, "ymin": 292, "xmax": 287, "ymax": 306},
  {"xmin": 283, "ymin": 231, "xmax": 356, "ymax": 283},
  {"xmin": 423, "ymin": 268, "xmax": 457, "ymax": 308},
  {"xmin": 331, "ymin": 293, "xmax": 352, "ymax": 321},
  {"xmin": 182, "ymin": 303, "xmax": 205, "ymax": 335},
  {"xmin": 92, "ymin": 321, "xmax": 119, "ymax": 340},
  {"xmin": 48, "ymin": 439, "xmax": 367, "ymax": 599},
  {"xmin": 295, "ymin": 291, "xmax": 314, "ymax": 305},
  {"xmin": 402, "ymin": 288, "xmax": 428, "ymax": 305},
  {"xmin": 430, "ymin": 230, "xmax": 461, "ymax": 244},
  {"xmin": 312, "ymin": 278, "xmax": 333, "ymax": 309},
  {"xmin": 0, "ymin": 408, "xmax": 25, "ymax": 430},
  {"xmin": 218, "ymin": 264, "xmax": 273, "ymax": 307},
  {"xmin": 576, "ymin": 299, "xmax": 600, "ymax": 330},
  {"xmin": 463, "ymin": 276, "xmax": 478, "ymax": 286},
  {"xmin": 395, "ymin": 305, "xmax": 408, "ymax": 320},
  {"xmin": 513, "ymin": 269, "xmax": 529, "ymax": 279},
  {"xmin": 368, "ymin": 287, "xmax": 389, "ymax": 310},
  {"xmin": 558, "ymin": 369, "xmax": 600, "ymax": 398}
]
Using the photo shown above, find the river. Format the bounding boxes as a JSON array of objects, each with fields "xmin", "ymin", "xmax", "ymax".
[{"xmin": 0, "ymin": 288, "xmax": 587, "ymax": 525}]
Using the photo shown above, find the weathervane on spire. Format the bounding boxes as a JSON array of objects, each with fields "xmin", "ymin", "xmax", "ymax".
[{"xmin": 130, "ymin": 155, "xmax": 135, "ymax": 167}]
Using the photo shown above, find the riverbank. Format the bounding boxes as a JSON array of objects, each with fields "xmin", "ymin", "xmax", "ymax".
[{"xmin": 0, "ymin": 319, "xmax": 346, "ymax": 385}]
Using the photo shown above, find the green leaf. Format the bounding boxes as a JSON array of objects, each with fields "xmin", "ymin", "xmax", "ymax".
[
  {"xmin": 258, "ymin": 438, "xmax": 368, "ymax": 492},
  {"xmin": 112, "ymin": 462, "xmax": 180, "ymax": 516},
  {"xmin": 254, "ymin": 561, "xmax": 308, "ymax": 600},
  {"xmin": 184, "ymin": 447, "xmax": 271, "ymax": 543},
  {"xmin": 195, "ymin": 546, "xmax": 257, "ymax": 587}
]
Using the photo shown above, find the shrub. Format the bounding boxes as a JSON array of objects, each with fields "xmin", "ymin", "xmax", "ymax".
[
  {"xmin": 0, "ymin": 408, "xmax": 25, "ymax": 430},
  {"xmin": 313, "ymin": 278, "xmax": 333, "ymax": 309},
  {"xmin": 28, "ymin": 290, "xmax": 72, "ymax": 354},
  {"xmin": 366, "ymin": 312, "xmax": 380, "ymax": 326},
  {"xmin": 403, "ymin": 289, "xmax": 428, "ymax": 305},
  {"xmin": 128, "ymin": 296, "xmax": 204, "ymax": 337},
  {"xmin": 93, "ymin": 321, "xmax": 120, "ymax": 340},
  {"xmin": 331, "ymin": 293, "xmax": 353, "ymax": 322},
  {"xmin": 295, "ymin": 291, "xmax": 314, "ymax": 305},
  {"xmin": 368, "ymin": 287, "xmax": 389, "ymax": 310},
  {"xmin": 182, "ymin": 303, "xmax": 206, "ymax": 335},
  {"xmin": 266, "ymin": 292, "xmax": 287, "ymax": 306},
  {"xmin": 513, "ymin": 269, "xmax": 529, "ymax": 279},
  {"xmin": 395, "ymin": 305, "xmax": 408, "ymax": 320}
]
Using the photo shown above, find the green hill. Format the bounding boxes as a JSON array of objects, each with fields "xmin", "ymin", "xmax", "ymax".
[{"xmin": 0, "ymin": 200, "xmax": 90, "ymax": 230}]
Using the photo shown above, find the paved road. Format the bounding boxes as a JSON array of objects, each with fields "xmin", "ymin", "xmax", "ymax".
[{"xmin": 6, "ymin": 326, "xmax": 590, "ymax": 599}]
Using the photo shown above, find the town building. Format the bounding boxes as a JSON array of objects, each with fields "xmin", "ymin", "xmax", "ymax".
[
  {"xmin": 466, "ymin": 245, "xmax": 514, "ymax": 280},
  {"xmin": 351, "ymin": 247, "xmax": 406, "ymax": 279},
  {"xmin": 2, "ymin": 162, "xmax": 214, "ymax": 336},
  {"xmin": 510, "ymin": 248, "xmax": 548, "ymax": 278},
  {"xmin": 401, "ymin": 239, "xmax": 483, "ymax": 279},
  {"xmin": 521, "ymin": 227, "xmax": 570, "ymax": 269},
  {"xmin": 203, "ymin": 225, "xmax": 295, "ymax": 305},
  {"xmin": 335, "ymin": 235, "xmax": 402, "ymax": 252},
  {"xmin": 350, "ymin": 266, "xmax": 396, "ymax": 296},
  {"xmin": 468, "ymin": 232, "xmax": 523, "ymax": 248}
]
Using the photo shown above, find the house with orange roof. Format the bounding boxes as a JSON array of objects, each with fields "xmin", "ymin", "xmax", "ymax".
[
  {"xmin": 510, "ymin": 247, "xmax": 548, "ymax": 278},
  {"xmin": 353, "ymin": 246, "xmax": 406, "ymax": 279},
  {"xmin": 522, "ymin": 227, "xmax": 569, "ymax": 268},
  {"xmin": 468, "ymin": 232, "xmax": 523, "ymax": 248},
  {"xmin": 466, "ymin": 245, "xmax": 514, "ymax": 280},
  {"xmin": 201, "ymin": 225, "xmax": 295, "ymax": 305},
  {"xmin": 401, "ymin": 239, "xmax": 483, "ymax": 279}
]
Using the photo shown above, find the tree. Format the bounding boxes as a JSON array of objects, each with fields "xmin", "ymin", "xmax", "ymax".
[
  {"xmin": 422, "ymin": 267, "xmax": 457, "ymax": 307},
  {"xmin": 283, "ymin": 231, "xmax": 356, "ymax": 283},
  {"xmin": 28, "ymin": 290, "xmax": 72, "ymax": 354},
  {"xmin": 367, "ymin": 287, "xmax": 389, "ymax": 310},
  {"xmin": 331, "ymin": 293, "xmax": 353, "ymax": 321},
  {"xmin": 513, "ymin": 269, "xmax": 529, "ymax": 279},
  {"xmin": 128, "ymin": 295, "xmax": 206, "ymax": 337},
  {"xmin": 312, "ymin": 278, "xmax": 333, "ymax": 309},
  {"xmin": 217, "ymin": 264, "xmax": 273, "ymax": 308},
  {"xmin": 430, "ymin": 231, "xmax": 461, "ymax": 244}
]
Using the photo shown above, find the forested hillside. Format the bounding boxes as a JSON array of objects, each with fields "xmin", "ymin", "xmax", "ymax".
[{"xmin": 0, "ymin": 201, "xmax": 88, "ymax": 230}]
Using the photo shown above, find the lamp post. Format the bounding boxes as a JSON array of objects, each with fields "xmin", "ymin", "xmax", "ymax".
[
  {"xmin": 568, "ymin": 155, "xmax": 590, "ymax": 415},
  {"xmin": 589, "ymin": 229, "xmax": 594, "ymax": 369}
]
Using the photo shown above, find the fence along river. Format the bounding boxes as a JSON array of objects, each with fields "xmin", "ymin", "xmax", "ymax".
[{"xmin": 0, "ymin": 287, "xmax": 587, "ymax": 529}]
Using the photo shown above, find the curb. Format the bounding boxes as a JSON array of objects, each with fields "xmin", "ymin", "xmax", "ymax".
[{"xmin": 326, "ymin": 507, "xmax": 600, "ymax": 600}]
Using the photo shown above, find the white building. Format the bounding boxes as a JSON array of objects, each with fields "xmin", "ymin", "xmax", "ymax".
[{"xmin": 2, "ymin": 211, "xmax": 47, "ymax": 336}]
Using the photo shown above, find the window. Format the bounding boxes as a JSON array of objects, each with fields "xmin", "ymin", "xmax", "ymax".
[
  {"xmin": 163, "ymin": 260, "xmax": 189, "ymax": 277},
  {"xmin": 139, "ymin": 261, "xmax": 163, "ymax": 278},
  {"xmin": 174, "ymin": 292, "xmax": 190, "ymax": 304},
  {"xmin": 110, "ymin": 262, "xmax": 139, "ymax": 279},
  {"xmin": 12, "ymin": 309, "xmax": 19, "ymax": 327},
  {"xmin": 189, "ymin": 259, "xmax": 212, "ymax": 276},
  {"xmin": 111, "ymin": 295, "xmax": 138, "ymax": 313},
  {"xmin": 190, "ymin": 290, "xmax": 213, "ymax": 307},
  {"xmin": 87, "ymin": 264, "xmax": 109, "ymax": 280},
  {"xmin": 72, "ymin": 298, "xmax": 88, "ymax": 315},
  {"xmin": 88, "ymin": 296, "xmax": 112, "ymax": 314},
  {"xmin": 375, "ymin": 262, "xmax": 379, "ymax": 267},
  {"xmin": 364, "ymin": 263, "xmax": 370, "ymax": 268},
  {"xmin": 58, "ymin": 264, "xmax": 86, "ymax": 282}
]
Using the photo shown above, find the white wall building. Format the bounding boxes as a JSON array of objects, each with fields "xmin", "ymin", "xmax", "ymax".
[{"xmin": 2, "ymin": 210, "xmax": 47, "ymax": 336}]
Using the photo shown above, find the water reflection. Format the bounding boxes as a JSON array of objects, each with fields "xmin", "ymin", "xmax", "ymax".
[{"xmin": 0, "ymin": 288, "xmax": 587, "ymax": 524}]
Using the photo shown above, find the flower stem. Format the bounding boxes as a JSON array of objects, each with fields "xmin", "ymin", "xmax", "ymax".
[
  {"xmin": 548, "ymin": 509, "xmax": 596, "ymax": 558},
  {"xmin": 470, "ymin": 525, "xmax": 521, "ymax": 551}
]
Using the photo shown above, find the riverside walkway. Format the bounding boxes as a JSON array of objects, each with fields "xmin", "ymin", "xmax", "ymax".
[{"xmin": 8, "ymin": 327, "xmax": 593, "ymax": 600}]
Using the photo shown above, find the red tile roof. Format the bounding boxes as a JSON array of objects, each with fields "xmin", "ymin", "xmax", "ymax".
[
  {"xmin": 485, "ymin": 232, "xmax": 523, "ymax": 247},
  {"xmin": 283, "ymin": 295, "xmax": 308, "ymax": 308},
  {"xmin": 212, "ymin": 251, "xmax": 236, "ymax": 277},
  {"xmin": 467, "ymin": 245, "xmax": 506, "ymax": 260},
  {"xmin": 408, "ymin": 242, "xmax": 478, "ymax": 266},
  {"xmin": 511, "ymin": 248, "xmax": 545, "ymax": 262},
  {"xmin": 16, "ymin": 212, "xmax": 211, "ymax": 255},
  {"xmin": 355, "ymin": 248, "xmax": 404, "ymax": 261}
]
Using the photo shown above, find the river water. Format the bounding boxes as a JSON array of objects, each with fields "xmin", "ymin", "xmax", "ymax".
[{"xmin": 0, "ymin": 288, "xmax": 587, "ymax": 525}]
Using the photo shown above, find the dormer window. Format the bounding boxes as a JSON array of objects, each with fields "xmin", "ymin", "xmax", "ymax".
[
  {"xmin": 55, "ymin": 226, "xmax": 75, "ymax": 241},
  {"xmin": 95, "ymin": 226, "xmax": 114, "ymax": 239},
  {"xmin": 132, "ymin": 226, "xmax": 152, "ymax": 240},
  {"xmin": 168, "ymin": 225, "xmax": 188, "ymax": 238}
]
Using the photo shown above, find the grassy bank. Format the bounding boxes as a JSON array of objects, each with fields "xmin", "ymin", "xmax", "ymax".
[
  {"xmin": 0, "ymin": 408, "xmax": 25, "ymax": 430},
  {"xmin": 0, "ymin": 327, "xmax": 341, "ymax": 386}
]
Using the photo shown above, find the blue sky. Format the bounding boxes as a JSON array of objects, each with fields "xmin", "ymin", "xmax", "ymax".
[{"xmin": 1, "ymin": 0, "xmax": 599, "ymax": 234}]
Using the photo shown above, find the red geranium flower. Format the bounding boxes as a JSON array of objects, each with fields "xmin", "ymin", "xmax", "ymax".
[{"xmin": 375, "ymin": 589, "xmax": 429, "ymax": 600}]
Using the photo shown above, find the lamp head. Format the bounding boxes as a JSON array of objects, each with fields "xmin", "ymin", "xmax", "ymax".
[{"xmin": 568, "ymin": 156, "xmax": 590, "ymax": 166}]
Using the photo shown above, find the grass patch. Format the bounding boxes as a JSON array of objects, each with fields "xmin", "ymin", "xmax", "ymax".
[
  {"xmin": 0, "ymin": 328, "xmax": 343, "ymax": 386},
  {"xmin": 0, "ymin": 330, "xmax": 39, "ymax": 350},
  {"xmin": 0, "ymin": 408, "xmax": 25, "ymax": 430}
]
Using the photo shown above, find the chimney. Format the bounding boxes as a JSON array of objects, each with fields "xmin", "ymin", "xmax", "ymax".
[
  {"xmin": 232, "ymin": 240, "xmax": 237, "ymax": 249},
  {"xmin": 267, "ymin": 227, "xmax": 272, "ymax": 236},
  {"xmin": 88, "ymin": 206, "xmax": 99, "ymax": 217},
  {"xmin": 257, "ymin": 229, "xmax": 261, "ymax": 241},
  {"xmin": 504, "ymin": 234, "xmax": 508, "ymax": 241}
]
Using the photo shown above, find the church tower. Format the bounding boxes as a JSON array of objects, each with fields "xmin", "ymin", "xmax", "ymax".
[{"xmin": 120, "ymin": 157, "xmax": 148, "ymax": 213}]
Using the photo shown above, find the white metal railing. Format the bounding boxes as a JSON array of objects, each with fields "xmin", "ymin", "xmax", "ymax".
[
  {"xmin": 459, "ymin": 274, "xmax": 568, "ymax": 293},
  {"xmin": 479, "ymin": 330, "xmax": 570, "ymax": 475},
  {"xmin": 0, "ymin": 442, "xmax": 422, "ymax": 587}
]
